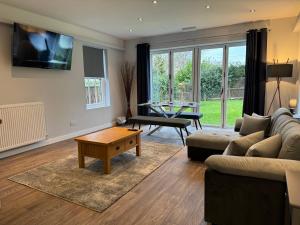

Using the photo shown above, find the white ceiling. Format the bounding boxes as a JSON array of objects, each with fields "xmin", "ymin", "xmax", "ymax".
[{"xmin": 0, "ymin": 0, "xmax": 299, "ymax": 40}]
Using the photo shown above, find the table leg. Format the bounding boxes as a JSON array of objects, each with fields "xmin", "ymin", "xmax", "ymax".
[
  {"xmin": 103, "ymin": 158, "xmax": 111, "ymax": 174},
  {"xmin": 78, "ymin": 143, "xmax": 85, "ymax": 168},
  {"xmin": 136, "ymin": 134, "xmax": 141, "ymax": 156},
  {"xmin": 147, "ymin": 126, "xmax": 163, "ymax": 135}
]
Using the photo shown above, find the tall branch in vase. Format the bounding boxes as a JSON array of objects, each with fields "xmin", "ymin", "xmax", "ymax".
[{"xmin": 121, "ymin": 62, "xmax": 135, "ymax": 119}]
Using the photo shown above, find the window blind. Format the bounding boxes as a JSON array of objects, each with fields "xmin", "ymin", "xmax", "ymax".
[{"xmin": 83, "ymin": 46, "xmax": 105, "ymax": 78}]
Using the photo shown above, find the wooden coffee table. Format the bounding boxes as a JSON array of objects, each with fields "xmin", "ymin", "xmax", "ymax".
[{"xmin": 74, "ymin": 127, "xmax": 142, "ymax": 174}]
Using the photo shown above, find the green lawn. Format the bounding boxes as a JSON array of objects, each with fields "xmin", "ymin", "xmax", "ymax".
[
  {"xmin": 201, "ymin": 99, "xmax": 243, "ymax": 127},
  {"xmin": 172, "ymin": 99, "xmax": 243, "ymax": 127}
]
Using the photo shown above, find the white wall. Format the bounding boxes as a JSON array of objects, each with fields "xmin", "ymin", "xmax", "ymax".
[
  {"xmin": 0, "ymin": 23, "xmax": 126, "ymax": 157},
  {"xmin": 124, "ymin": 17, "xmax": 300, "ymax": 115},
  {"xmin": 0, "ymin": 3, "xmax": 124, "ymax": 50},
  {"xmin": 266, "ymin": 16, "xmax": 299, "ymax": 114}
]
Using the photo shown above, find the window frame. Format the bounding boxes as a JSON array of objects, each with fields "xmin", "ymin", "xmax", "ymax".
[{"xmin": 84, "ymin": 48, "xmax": 111, "ymax": 110}]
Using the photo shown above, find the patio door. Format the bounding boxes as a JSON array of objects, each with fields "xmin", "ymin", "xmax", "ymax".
[
  {"xmin": 199, "ymin": 43, "xmax": 246, "ymax": 127},
  {"xmin": 150, "ymin": 49, "xmax": 194, "ymax": 110}
]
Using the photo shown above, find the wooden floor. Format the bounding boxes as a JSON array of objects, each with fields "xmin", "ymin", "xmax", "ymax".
[{"xmin": 0, "ymin": 138, "xmax": 207, "ymax": 225}]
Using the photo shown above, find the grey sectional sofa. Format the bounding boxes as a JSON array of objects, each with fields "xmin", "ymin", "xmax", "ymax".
[{"xmin": 187, "ymin": 108, "xmax": 300, "ymax": 225}]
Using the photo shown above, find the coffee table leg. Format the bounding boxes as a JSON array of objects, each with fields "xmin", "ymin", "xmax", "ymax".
[
  {"xmin": 104, "ymin": 158, "xmax": 111, "ymax": 174},
  {"xmin": 136, "ymin": 134, "xmax": 141, "ymax": 156},
  {"xmin": 78, "ymin": 143, "xmax": 85, "ymax": 168}
]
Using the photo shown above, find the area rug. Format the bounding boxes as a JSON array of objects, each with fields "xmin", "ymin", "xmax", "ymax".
[{"xmin": 9, "ymin": 141, "xmax": 182, "ymax": 212}]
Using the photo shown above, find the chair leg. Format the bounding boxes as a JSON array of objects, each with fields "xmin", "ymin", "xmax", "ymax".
[
  {"xmin": 179, "ymin": 128, "xmax": 185, "ymax": 146},
  {"xmin": 132, "ymin": 123, "xmax": 135, "ymax": 129},
  {"xmin": 194, "ymin": 119, "xmax": 198, "ymax": 130},
  {"xmin": 149, "ymin": 125, "xmax": 152, "ymax": 130},
  {"xmin": 185, "ymin": 127, "xmax": 189, "ymax": 136},
  {"xmin": 138, "ymin": 124, "xmax": 141, "ymax": 130},
  {"xmin": 198, "ymin": 119, "xmax": 202, "ymax": 129}
]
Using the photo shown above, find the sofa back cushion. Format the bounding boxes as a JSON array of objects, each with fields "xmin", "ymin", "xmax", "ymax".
[
  {"xmin": 239, "ymin": 114, "xmax": 271, "ymax": 136},
  {"xmin": 246, "ymin": 134, "xmax": 282, "ymax": 158},
  {"xmin": 277, "ymin": 121, "xmax": 300, "ymax": 160},
  {"xmin": 269, "ymin": 108, "xmax": 293, "ymax": 136},
  {"xmin": 223, "ymin": 131, "xmax": 265, "ymax": 156}
]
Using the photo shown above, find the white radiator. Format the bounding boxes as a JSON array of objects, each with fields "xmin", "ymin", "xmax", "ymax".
[{"xmin": 0, "ymin": 102, "xmax": 47, "ymax": 152}]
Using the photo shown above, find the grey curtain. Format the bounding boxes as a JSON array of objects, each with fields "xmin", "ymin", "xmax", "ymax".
[
  {"xmin": 137, "ymin": 43, "xmax": 150, "ymax": 116},
  {"xmin": 243, "ymin": 28, "xmax": 268, "ymax": 115}
]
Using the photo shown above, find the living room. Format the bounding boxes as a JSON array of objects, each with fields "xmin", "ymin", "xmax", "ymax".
[{"xmin": 0, "ymin": 1, "xmax": 300, "ymax": 225}]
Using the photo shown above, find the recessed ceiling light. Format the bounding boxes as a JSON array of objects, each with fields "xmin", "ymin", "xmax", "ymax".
[
  {"xmin": 138, "ymin": 17, "xmax": 143, "ymax": 22},
  {"xmin": 129, "ymin": 28, "xmax": 133, "ymax": 32},
  {"xmin": 250, "ymin": 9, "xmax": 256, "ymax": 13},
  {"xmin": 152, "ymin": 0, "xmax": 158, "ymax": 4},
  {"xmin": 205, "ymin": 5, "xmax": 211, "ymax": 9}
]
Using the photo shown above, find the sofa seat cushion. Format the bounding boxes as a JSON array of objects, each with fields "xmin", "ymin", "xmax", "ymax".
[
  {"xmin": 186, "ymin": 130, "xmax": 240, "ymax": 151},
  {"xmin": 246, "ymin": 134, "xmax": 282, "ymax": 158},
  {"xmin": 224, "ymin": 131, "xmax": 265, "ymax": 156}
]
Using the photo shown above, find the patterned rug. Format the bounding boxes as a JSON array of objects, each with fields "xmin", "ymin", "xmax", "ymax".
[{"xmin": 9, "ymin": 141, "xmax": 182, "ymax": 212}]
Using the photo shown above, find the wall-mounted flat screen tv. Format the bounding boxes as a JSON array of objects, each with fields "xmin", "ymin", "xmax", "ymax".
[{"xmin": 12, "ymin": 23, "xmax": 73, "ymax": 70}]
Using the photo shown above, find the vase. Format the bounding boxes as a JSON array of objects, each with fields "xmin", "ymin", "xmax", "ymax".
[{"xmin": 126, "ymin": 103, "xmax": 132, "ymax": 119}]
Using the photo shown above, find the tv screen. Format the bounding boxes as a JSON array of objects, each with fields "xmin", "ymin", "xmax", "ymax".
[{"xmin": 12, "ymin": 23, "xmax": 73, "ymax": 70}]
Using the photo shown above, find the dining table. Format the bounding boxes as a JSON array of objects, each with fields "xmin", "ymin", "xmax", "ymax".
[{"xmin": 137, "ymin": 101, "xmax": 198, "ymax": 135}]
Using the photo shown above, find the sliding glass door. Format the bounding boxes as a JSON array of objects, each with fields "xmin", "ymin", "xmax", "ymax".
[
  {"xmin": 199, "ymin": 44, "xmax": 246, "ymax": 127},
  {"xmin": 226, "ymin": 45, "xmax": 246, "ymax": 126},
  {"xmin": 150, "ymin": 49, "xmax": 194, "ymax": 107},
  {"xmin": 150, "ymin": 43, "xmax": 246, "ymax": 127},
  {"xmin": 200, "ymin": 47, "xmax": 224, "ymax": 126},
  {"xmin": 150, "ymin": 52, "xmax": 170, "ymax": 102},
  {"xmin": 172, "ymin": 50, "xmax": 193, "ymax": 103}
]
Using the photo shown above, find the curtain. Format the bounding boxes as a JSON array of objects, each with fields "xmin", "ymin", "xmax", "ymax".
[
  {"xmin": 243, "ymin": 28, "xmax": 268, "ymax": 115},
  {"xmin": 137, "ymin": 43, "xmax": 150, "ymax": 116}
]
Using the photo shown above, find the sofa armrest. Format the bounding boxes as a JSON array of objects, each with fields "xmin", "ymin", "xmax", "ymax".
[
  {"xmin": 205, "ymin": 155, "xmax": 300, "ymax": 182},
  {"xmin": 234, "ymin": 118, "xmax": 243, "ymax": 132}
]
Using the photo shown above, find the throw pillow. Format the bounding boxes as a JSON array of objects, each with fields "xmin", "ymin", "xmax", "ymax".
[
  {"xmin": 246, "ymin": 134, "xmax": 282, "ymax": 158},
  {"xmin": 239, "ymin": 114, "xmax": 271, "ymax": 136},
  {"xmin": 252, "ymin": 113, "xmax": 272, "ymax": 136},
  {"xmin": 223, "ymin": 131, "xmax": 265, "ymax": 156}
]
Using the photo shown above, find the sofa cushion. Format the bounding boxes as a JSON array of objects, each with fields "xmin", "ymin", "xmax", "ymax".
[
  {"xmin": 269, "ymin": 108, "xmax": 293, "ymax": 136},
  {"xmin": 224, "ymin": 131, "xmax": 265, "ymax": 156},
  {"xmin": 205, "ymin": 155, "xmax": 300, "ymax": 182},
  {"xmin": 186, "ymin": 130, "xmax": 240, "ymax": 151},
  {"xmin": 278, "ymin": 124, "xmax": 300, "ymax": 160},
  {"xmin": 246, "ymin": 134, "xmax": 282, "ymax": 158},
  {"xmin": 239, "ymin": 114, "xmax": 271, "ymax": 136}
]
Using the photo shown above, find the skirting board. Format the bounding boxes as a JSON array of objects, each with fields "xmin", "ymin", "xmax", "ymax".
[{"xmin": 0, "ymin": 122, "xmax": 115, "ymax": 159}]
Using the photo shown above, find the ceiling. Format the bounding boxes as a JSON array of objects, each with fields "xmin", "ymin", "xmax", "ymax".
[{"xmin": 0, "ymin": 0, "xmax": 299, "ymax": 40}]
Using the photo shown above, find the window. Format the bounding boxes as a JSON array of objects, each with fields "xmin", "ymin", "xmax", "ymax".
[
  {"xmin": 83, "ymin": 46, "xmax": 110, "ymax": 109},
  {"xmin": 150, "ymin": 43, "xmax": 246, "ymax": 128}
]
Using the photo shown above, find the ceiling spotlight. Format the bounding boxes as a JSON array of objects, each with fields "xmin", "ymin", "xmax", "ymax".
[
  {"xmin": 205, "ymin": 5, "xmax": 211, "ymax": 9},
  {"xmin": 152, "ymin": 0, "xmax": 158, "ymax": 4},
  {"xmin": 250, "ymin": 9, "xmax": 256, "ymax": 13},
  {"xmin": 129, "ymin": 28, "xmax": 133, "ymax": 32},
  {"xmin": 138, "ymin": 17, "xmax": 143, "ymax": 22}
]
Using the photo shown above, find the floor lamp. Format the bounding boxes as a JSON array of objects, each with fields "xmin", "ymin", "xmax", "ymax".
[{"xmin": 266, "ymin": 63, "xmax": 293, "ymax": 115}]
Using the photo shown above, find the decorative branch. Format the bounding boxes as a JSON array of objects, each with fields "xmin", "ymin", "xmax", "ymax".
[{"xmin": 121, "ymin": 62, "xmax": 135, "ymax": 118}]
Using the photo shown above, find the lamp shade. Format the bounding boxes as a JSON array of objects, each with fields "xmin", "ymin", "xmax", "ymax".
[
  {"xmin": 267, "ymin": 64, "xmax": 293, "ymax": 78},
  {"xmin": 289, "ymin": 99, "xmax": 297, "ymax": 108}
]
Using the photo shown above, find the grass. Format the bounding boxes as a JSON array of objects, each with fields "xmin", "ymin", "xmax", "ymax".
[
  {"xmin": 172, "ymin": 99, "xmax": 243, "ymax": 127},
  {"xmin": 200, "ymin": 99, "xmax": 243, "ymax": 127}
]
